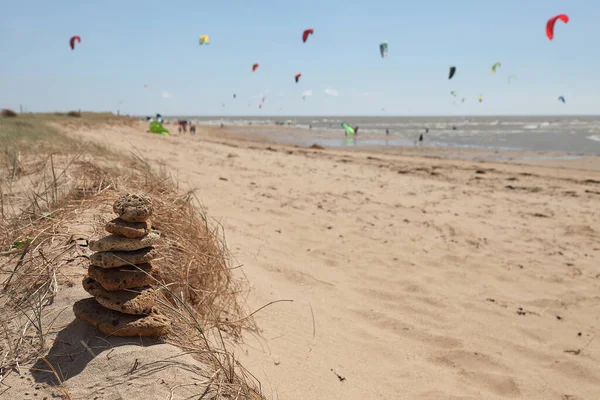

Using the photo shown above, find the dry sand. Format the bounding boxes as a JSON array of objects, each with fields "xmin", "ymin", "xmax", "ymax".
[{"xmin": 64, "ymin": 122, "xmax": 600, "ymax": 399}]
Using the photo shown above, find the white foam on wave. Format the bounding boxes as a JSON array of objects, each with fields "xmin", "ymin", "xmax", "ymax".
[{"xmin": 587, "ymin": 135, "xmax": 600, "ymax": 142}]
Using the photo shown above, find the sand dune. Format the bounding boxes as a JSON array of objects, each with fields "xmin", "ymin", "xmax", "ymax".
[{"xmin": 66, "ymin": 122, "xmax": 600, "ymax": 399}]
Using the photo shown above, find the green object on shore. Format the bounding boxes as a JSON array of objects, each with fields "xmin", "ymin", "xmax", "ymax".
[
  {"xmin": 149, "ymin": 121, "xmax": 170, "ymax": 135},
  {"xmin": 341, "ymin": 122, "xmax": 355, "ymax": 135}
]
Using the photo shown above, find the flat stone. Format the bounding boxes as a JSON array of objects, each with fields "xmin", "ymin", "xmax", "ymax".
[
  {"xmin": 90, "ymin": 247, "xmax": 157, "ymax": 269},
  {"xmin": 89, "ymin": 231, "xmax": 160, "ymax": 252},
  {"xmin": 73, "ymin": 298, "xmax": 170, "ymax": 337},
  {"xmin": 88, "ymin": 263, "xmax": 159, "ymax": 291},
  {"xmin": 105, "ymin": 218, "xmax": 152, "ymax": 238},
  {"xmin": 82, "ymin": 277, "xmax": 157, "ymax": 315},
  {"xmin": 113, "ymin": 193, "xmax": 153, "ymax": 222}
]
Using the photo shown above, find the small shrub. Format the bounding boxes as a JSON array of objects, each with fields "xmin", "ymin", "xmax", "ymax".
[
  {"xmin": 66, "ymin": 111, "xmax": 81, "ymax": 117},
  {"xmin": 1, "ymin": 109, "xmax": 17, "ymax": 117}
]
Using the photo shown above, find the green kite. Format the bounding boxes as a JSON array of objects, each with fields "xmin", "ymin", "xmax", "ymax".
[{"xmin": 149, "ymin": 121, "xmax": 170, "ymax": 135}]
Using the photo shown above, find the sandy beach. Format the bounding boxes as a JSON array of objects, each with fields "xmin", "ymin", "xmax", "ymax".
[{"xmin": 63, "ymin": 121, "xmax": 600, "ymax": 399}]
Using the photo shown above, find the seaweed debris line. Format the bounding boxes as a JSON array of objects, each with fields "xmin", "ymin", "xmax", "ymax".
[{"xmin": 73, "ymin": 192, "xmax": 171, "ymax": 337}]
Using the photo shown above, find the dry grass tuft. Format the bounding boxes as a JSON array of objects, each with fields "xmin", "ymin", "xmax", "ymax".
[
  {"xmin": 1, "ymin": 109, "xmax": 17, "ymax": 118},
  {"xmin": 66, "ymin": 111, "xmax": 80, "ymax": 118},
  {"xmin": 150, "ymin": 184, "xmax": 248, "ymax": 335}
]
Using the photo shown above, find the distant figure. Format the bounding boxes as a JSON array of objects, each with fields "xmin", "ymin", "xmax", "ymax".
[
  {"xmin": 386, "ymin": 129, "xmax": 390, "ymax": 136},
  {"xmin": 178, "ymin": 125, "xmax": 182, "ymax": 134},
  {"xmin": 309, "ymin": 124, "xmax": 312, "ymax": 130},
  {"xmin": 354, "ymin": 126, "xmax": 359, "ymax": 135},
  {"xmin": 452, "ymin": 126, "xmax": 457, "ymax": 130},
  {"xmin": 425, "ymin": 127, "xmax": 429, "ymax": 133},
  {"xmin": 220, "ymin": 122, "xmax": 225, "ymax": 129},
  {"xmin": 418, "ymin": 134, "xmax": 424, "ymax": 145},
  {"xmin": 190, "ymin": 123, "xmax": 196, "ymax": 135}
]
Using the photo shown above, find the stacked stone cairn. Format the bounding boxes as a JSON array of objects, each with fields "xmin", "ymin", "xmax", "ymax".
[{"xmin": 73, "ymin": 193, "xmax": 171, "ymax": 337}]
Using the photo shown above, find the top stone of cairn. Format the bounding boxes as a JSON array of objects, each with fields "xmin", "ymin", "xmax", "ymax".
[{"xmin": 113, "ymin": 193, "xmax": 153, "ymax": 222}]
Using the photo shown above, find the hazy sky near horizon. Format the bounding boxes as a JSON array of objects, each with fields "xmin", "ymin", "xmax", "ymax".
[{"xmin": 0, "ymin": 0, "xmax": 598, "ymax": 116}]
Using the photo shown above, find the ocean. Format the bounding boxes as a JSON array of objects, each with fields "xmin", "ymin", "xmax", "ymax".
[{"xmin": 176, "ymin": 115, "xmax": 600, "ymax": 155}]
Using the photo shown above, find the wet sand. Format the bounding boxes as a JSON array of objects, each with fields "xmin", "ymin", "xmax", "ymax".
[{"xmin": 65, "ymin": 121, "xmax": 600, "ymax": 399}]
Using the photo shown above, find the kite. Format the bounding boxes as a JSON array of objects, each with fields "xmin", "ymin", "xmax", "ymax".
[
  {"xmin": 341, "ymin": 122, "xmax": 357, "ymax": 136},
  {"xmin": 491, "ymin": 62, "xmax": 501, "ymax": 74},
  {"xmin": 449, "ymin": 66, "xmax": 456, "ymax": 79},
  {"xmin": 450, "ymin": 91, "xmax": 457, "ymax": 97},
  {"xmin": 477, "ymin": 95, "xmax": 483, "ymax": 103},
  {"xmin": 69, "ymin": 36, "xmax": 81, "ymax": 50},
  {"xmin": 558, "ymin": 96, "xmax": 566, "ymax": 103},
  {"xmin": 546, "ymin": 14, "xmax": 569, "ymax": 40},
  {"xmin": 149, "ymin": 121, "xmax": 170, "ymax": 136},
  {"xmin": 233, "ymin": 94, "xmax": 236, "ymax": 99},
  {"xmin": 380, "ymin": 41, "xmax": 388, "ymax": 58},
  {"xmin": 508, "ymin": 74, "xmax": 517, "ymax": 83},
  {"xmin": 252, "ymin": 63, "xmax": 259, "ymax": 72},
  {"xmin": 302, "ymin": 29, "xmax": 314, "ymax": 43},
  {"xmin": 295, "ymin": 73, "xmax": 302, "ymax": 83},
  {"xmin": 199, "ymin": 35, "xmax": 210, "ymax": 45}
]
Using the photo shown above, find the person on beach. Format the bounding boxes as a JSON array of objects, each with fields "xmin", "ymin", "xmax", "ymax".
[
  {"xmin": 418, "ymin": 133, "xmax": 424, "ymax": 145},
  {"xmin": 190, "ymin": 123, "xmax": 196, "ymax": 135},
  {"xmin": 386, "ymin": 129, "xmax": 390, "ymax": 136}
]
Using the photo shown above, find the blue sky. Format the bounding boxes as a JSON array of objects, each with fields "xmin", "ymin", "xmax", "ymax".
[{"xmin": 0, "ymin": 0, "xmax": 598, "ymax": 116}]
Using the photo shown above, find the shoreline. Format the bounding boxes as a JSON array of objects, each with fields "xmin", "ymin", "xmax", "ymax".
[
  {"xmin": 182, "ymin": 123, "xmax": 600, "ymax": 172},
  {"xmin": 157, "ymin": 114, "xmax": 600, "ymax": 159}
]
